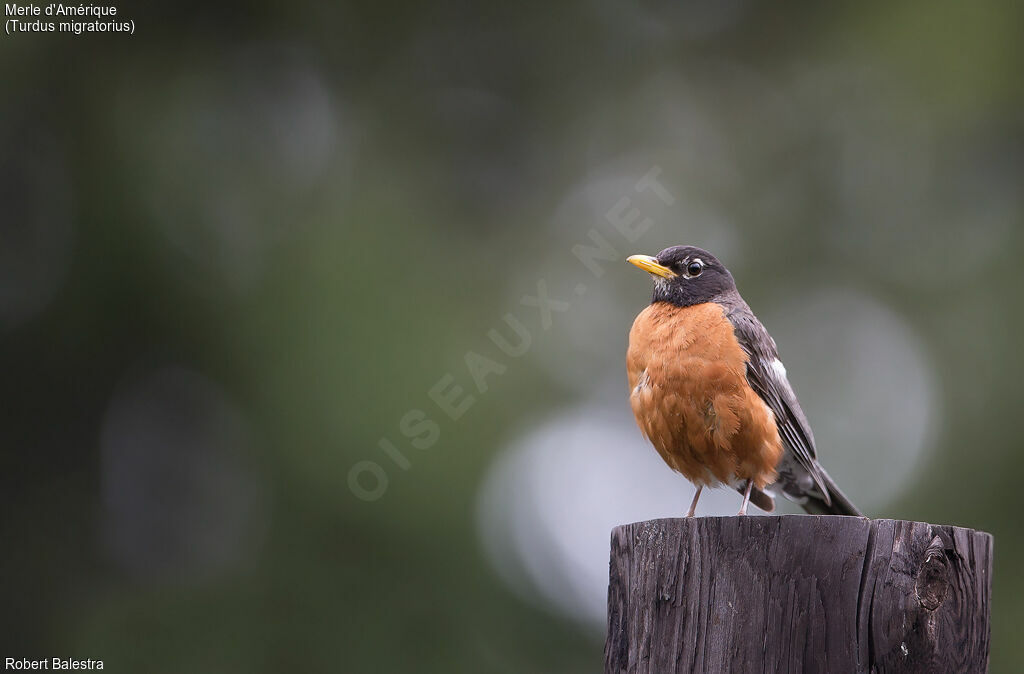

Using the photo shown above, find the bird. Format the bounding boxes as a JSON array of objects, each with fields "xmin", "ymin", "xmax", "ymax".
[{"xmin": 626, "ymin": 245, "xmax": 863, "ymax": 517}]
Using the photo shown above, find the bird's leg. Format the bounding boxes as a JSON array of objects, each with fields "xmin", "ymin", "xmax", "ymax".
[
  {"xmin": 685, "ymin": 485, "xmax": 703, "ymax": 518},
  {"xmin": 737, "ymin": 480, "xmax": 753, "ymax": 516}
]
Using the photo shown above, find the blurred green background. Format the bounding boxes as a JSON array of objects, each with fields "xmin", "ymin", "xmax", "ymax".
[{"xmin": 3, "ymin": 1, "xmax": 1023, "ymax": 671}]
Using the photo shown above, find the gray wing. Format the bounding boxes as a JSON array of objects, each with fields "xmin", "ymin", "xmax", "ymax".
[{"xmin": 726, "ymin": 305, "xmax": 832, "ymax": 505}]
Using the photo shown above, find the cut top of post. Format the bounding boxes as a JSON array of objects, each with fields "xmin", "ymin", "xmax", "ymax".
[{"xmin": 605, "ymin": 516, "xmax": 993, "ymax": 674}]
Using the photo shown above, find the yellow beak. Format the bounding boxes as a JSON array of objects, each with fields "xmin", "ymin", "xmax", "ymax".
[{"xmin": 627, "ymin": 254, "xmax": 676, "ymax": 279}]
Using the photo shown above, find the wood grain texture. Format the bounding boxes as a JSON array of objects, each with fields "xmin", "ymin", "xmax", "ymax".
[{"xmin": 605, "ymin": 516, "xmax": 992, "ymax": 674}]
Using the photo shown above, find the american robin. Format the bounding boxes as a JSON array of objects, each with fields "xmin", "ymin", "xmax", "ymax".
[{"xmin": 626, "ymin": 246, "xmax": 863, "ymax": 517}]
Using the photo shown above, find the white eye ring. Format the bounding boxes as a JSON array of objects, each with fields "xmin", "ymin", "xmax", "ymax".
[{"xmin": 684, "ymin": 259, "xmax": 704, "ymax": 278}]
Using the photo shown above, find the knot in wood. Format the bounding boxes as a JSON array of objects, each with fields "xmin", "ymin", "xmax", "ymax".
[{"xmin": 915, "ymin": 535, "xmax": 950, "ymax": 611}]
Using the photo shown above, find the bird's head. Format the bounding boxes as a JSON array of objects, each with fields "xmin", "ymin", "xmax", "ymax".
[{"xmin": 627, "ymin": 245, "xmax": 736, "ymax": 307}]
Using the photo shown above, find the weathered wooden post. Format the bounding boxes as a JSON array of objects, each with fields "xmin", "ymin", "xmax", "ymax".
[{"xmin": 605, "ymin": 516, "xmax": 992, "ymax": 673}]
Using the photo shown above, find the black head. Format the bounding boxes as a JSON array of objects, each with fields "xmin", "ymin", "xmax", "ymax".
[{"xmin": 627, "ymin": 245, "xmax": 736, "ymax": 307}]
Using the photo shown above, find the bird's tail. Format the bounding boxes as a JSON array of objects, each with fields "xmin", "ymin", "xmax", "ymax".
[{"xmin": 801, "ymin": 468, "xmax": 864, "ymax": 517}]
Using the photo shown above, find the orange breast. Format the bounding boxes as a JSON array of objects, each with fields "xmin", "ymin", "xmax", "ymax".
[{"xmin": 626, "ymin": 302, "xmax": 782, "ymax": 488}]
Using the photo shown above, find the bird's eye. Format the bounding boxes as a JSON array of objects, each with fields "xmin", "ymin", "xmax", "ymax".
[{"xmin": 686, "ymin": 260, "xmax": 703, "ymax": 277}]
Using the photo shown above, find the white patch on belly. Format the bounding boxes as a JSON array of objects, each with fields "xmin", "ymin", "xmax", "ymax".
[{"xmin": 771, "ymin": 358, "xmax": 787, "ymax": 379}]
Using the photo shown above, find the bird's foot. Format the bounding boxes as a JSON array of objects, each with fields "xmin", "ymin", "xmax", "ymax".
[
  {"xmin": 685, "ymin": 485, "xmax": 703, "ymax": 518},
  {"xmin": 737, "ymin": 479, "xmax": 753, "ymax": 516}
]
